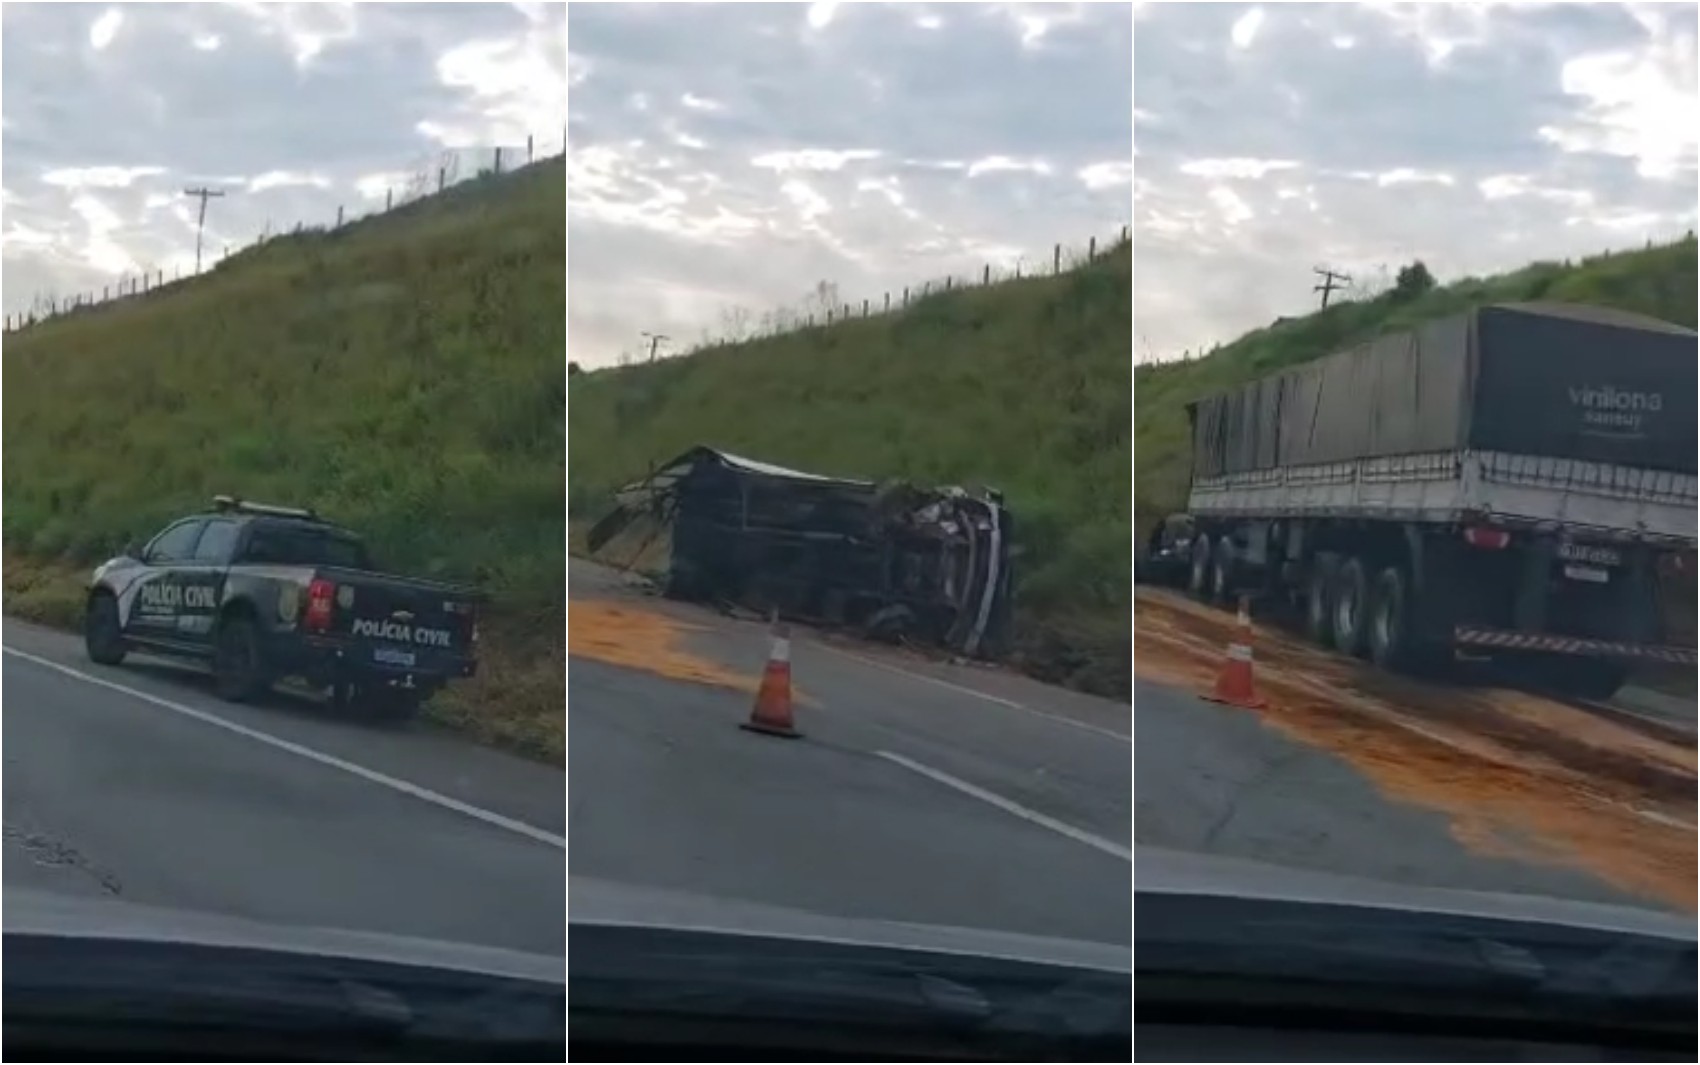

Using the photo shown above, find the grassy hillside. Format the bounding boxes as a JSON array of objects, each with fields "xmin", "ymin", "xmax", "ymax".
[
  {"xmin": 1135, "ymin": 235, "xmax": 1698, "ymax": 533},
  {"xmin": 570, "ymin": 241, "xmax": 1131, "ymax": 695},
  {"xmin": 3, "ymin": 160, "xmax": 565, "ymax": 759}
]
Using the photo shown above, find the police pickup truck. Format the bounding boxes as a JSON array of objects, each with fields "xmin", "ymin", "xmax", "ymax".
[{"xmin": 83, "ymin": 497, "xmax": 481, "ymax": 720}]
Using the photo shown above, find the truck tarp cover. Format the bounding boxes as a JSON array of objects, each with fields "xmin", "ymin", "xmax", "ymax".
[{"xmin": 1190, "ymin": 303, "xmax": 1697, "ymax": 476}]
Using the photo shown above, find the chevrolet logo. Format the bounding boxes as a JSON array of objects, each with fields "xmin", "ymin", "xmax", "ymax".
[{"xmin": 392, "ymin": 609, "xmax": 415, "ymax": 622}]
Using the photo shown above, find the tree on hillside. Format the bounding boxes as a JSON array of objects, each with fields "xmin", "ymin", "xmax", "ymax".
[{"xmin": 1392, "ymin": 260, "xmax": 1436, "ymax": 303}]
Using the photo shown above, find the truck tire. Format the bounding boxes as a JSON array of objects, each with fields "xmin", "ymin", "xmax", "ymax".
[
  {"xmin": 213, "ymin": 613, "xmax": 271, "ymax": 703},
  {"xmin": 1331, "ymin": 558, "xmax": 1371, "ymax": 658},
  {"xmin": 84, "ymin": 592, "xmax": 127, "ymax": 666},
  {"xmin": 1368, "ymin": 566, "xmax": 1421, "ymax": 671},
  {"xmin": 1209, "ymin": 536, "xmax": 1235, "ymax": 604},
  {"xmin": 1186, "ymin": 534, "xmax": 1213, "ymax": 600},
  {"xmin": 1304, "ymin": 559, "xmax": 1337, "ymax": 646}
]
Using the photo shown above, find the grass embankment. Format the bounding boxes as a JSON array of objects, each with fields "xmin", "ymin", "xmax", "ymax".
[
  {"xmin": 570, "ymin": 241, "xmax": 1131, "ymax": 698},
  {"xmin": 2, "ymin": 161, "xmax": 565, "ymax": 763}
]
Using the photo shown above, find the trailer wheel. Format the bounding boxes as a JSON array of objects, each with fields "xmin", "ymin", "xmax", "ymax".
[
  {"xmin": 1368, "ymin": 566, "xmax": 1418, "ymax": 671},
  {"xmin": 1304, "ymin": 559, "xmax": 1337, "ymax": 646},
  {"xmin": 1187, "ymin": 534, "xmax": 1213, "ymax": 600},
  {"xmin": 1331, "ymin": 558, "xmax": 1370, "ymax": 657},
  {"xmin": 1209, "ymin": 536, "xmax": 1236, "ymax": 604}
]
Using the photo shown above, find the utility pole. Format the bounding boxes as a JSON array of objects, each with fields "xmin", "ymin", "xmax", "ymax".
[
  {"xmin": 183, "ymin": 186, "xmax": 226, "ymax": 275},
  {"xmin": 641, "ymin": 331, "xmax": 670, "ymax": 363},
  {"xmin": 1313, "ymin": 266, "xmax": 1350, "ymax": 309}
]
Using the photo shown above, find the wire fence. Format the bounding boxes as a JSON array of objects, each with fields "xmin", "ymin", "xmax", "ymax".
[
  {"xmin": 4, "ymin": 129, "xmax": 566, "ymax": 335},
  {"xmin": 601, "ymin": 223, "xmax": 1132, "ymax": 368}
]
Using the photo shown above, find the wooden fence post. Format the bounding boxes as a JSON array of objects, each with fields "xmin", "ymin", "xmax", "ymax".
[
  {"xmin": 528, "ymin": 134, "xmax": 535, "ymax": 162},
  {"xmin": 1089, "ymin": 236, "xmax": 1096, "ymax": 260},
  {"xmin": 1053, "ymin": 244, "xmax": 1061, "ymax": 274},
  {"xmin": 983, "ymin": 264, "xmax": 991, "ymax": 285},
  {"xmin": 438, "ymin": 167, "xmax": 446, "ymax": 192},
  {"xmin": 884, "ymin": 292, "xmax": 890, "ymax": 312},
  {"xmin": 336, "ymin": 205, "xmax": 344, "ymax": 227},
  {"xmin": 862, "ymin": 298, "xmax": 869, "ymax": 316},
  {"xmin": 494, "ymin": 147, "xmax": 504, "ymax": 174},
  {"xmin": 386, "ymin": 189, "xmax": 393, "ymax": 210},
  {"xmin": 902, "ymin": 286, "xmax": 909, "ymax": 306}
]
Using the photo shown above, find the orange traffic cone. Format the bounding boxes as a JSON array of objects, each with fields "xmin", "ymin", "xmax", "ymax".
[
  {"xmin": 1204, "ymin": 596, "xmax": 1266, "ymax": 710},
  {"xmin": 741, "ymin": 612, "xmax": 801, "ymax": 738}
]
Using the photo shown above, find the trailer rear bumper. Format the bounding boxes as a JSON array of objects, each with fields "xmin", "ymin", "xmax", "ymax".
[{"xmin": 1454, "ymin": 626, "xmax": 1695, "ymax": 665}]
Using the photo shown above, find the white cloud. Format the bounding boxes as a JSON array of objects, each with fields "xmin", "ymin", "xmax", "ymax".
[
  {"xmin": 89, "ymin": 8, "xmax": 123, "ymax": 51},
  {"xmin": 192, "ymin": 32, "xmax": 222, "ymax": 51},
  {"xmin": 1230, "ymin": 7, "xmax": 1264, "ymax": 50},
  {"xmin": 1374, "ymin": 167, "xmax": 1454, "ymax": 187},
  {"xmin": 421, "ymin": 19, "xmax": 567, "ymax": 148},
  {"xmin": 681, "ymin": 92, "xmax": 723, "ymax": 112},
  {"xmin": 752, "ymin": 148, "xmax": 881, "ymax": 172},
  {"xmin": 41, "ymin": 166, "xmax": 165, "ymax": 189},
  {"xmin": 355, "ymin": 171, "xmax": 411, "ymax": 201},
  {"xmin": 70, "ymin": 194, "xmax": 136, "ymax": 273},
  {"xmin": 806, "ymin": 2, "xmax": 840, "ymax": 31},
  {"xmin": 232, "ymin": 0, "xmax": 359, "ymax": 69},
  {"xmin": 1539, "ymin": 16, "xmax": 1698, "ymax": 180},
  {"xmin": 966, "ymin": 154, "xmax": 1053, "ymax": 177},
  {"xmin": 1179, "ymin": 157, "xmax": 1297, "ymax": 180},
  {"xmin": 1078, "ymin": 161, "xmax": 1133, "ymax": 190},
  {"xmin": 247, "ymin": 170, "xmax": 332, "ymax": 193}
]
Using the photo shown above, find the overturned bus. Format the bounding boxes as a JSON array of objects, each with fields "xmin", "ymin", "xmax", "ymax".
[{"xmin": 586, "ymin": 447, "xmax": 1014, "ymax": 658}]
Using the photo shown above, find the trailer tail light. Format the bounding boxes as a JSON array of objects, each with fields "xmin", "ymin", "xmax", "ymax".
[
  {"xmin": 304, "ymin": 578, "xmax": 337, "ymax": 632},
  {"xmin": 1463, "ymin": 526, "xmax": 1510, "ymax": 550}
]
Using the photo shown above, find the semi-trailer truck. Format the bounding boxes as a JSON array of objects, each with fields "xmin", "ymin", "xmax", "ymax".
[{"xmin": 1144, "ymin": 302, "xmax": 1697, "ymax": 698}]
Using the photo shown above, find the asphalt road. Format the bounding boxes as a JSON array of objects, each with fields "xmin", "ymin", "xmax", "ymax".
[
  {"xmin": 568, "ymin": 564, "xmax": 1134, "ymax": 945},
  {"xmin": 2, "ymin": 619, "xmax": 566, "ymax": 956},
  {"xmin": 1132, "ymin": 676, "xmax": 1648, "ymax": 908}
]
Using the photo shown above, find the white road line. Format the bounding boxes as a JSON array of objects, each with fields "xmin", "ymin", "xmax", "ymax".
[
  {"xmin": 2, "ymin": 646, "xmax": 566, "ymax": 851},
  {"xmin": 876, "ymin": 750, "xmax": 1131, "ymax": 862},
  {"xmin": 817, "ymin": 643, "xmax": 1131, "ymax": 743}
]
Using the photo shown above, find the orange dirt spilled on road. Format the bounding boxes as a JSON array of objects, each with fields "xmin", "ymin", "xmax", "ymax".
[
  {"xmin": 569, "ymin": 598, "xmax": 758, "ymax": 693},
  {"xmin": 1135, "ymin": 587, "xmax": 1698, "ymax": 912},
  {"xmin": 568, "ymin": 597, "xmax": 818, "ymax": 707}
]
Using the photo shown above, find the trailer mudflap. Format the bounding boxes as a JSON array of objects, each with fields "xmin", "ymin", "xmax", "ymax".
[{"xmin": 1454, "ymin": 625, "xmax": 1696, "ymax": 665}]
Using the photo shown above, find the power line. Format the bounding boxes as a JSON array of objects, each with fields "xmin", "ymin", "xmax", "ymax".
[
  {"xmin": 1313, "ymin": 265, "xmax": 1350, "ymax": 309},
  {"xmin": 641, "ymin": 331, "xmax": 670, "ymax": 363},
  {"xmin": 183, "ymin": 186, "xmax": 226, "ymax": 275}
]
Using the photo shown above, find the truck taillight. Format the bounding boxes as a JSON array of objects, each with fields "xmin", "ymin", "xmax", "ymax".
[
  {"xmin": 304, "ymin": 578, "xmax": 336, "ymax": 631},
  {"xmin": 1463, "ymin": 526, "xmax": 1510, "ymax": 550}
]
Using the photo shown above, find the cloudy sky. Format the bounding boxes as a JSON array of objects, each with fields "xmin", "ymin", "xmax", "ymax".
[
  {"xmin": 1136, "ymin": 1, "xmax": 1697, "ymax": 361},
  {"xmin": 2, "ymin": 2, "xmax": 564, "ymax": 317},
  {"xmin": 568, "ymin": 2, "xmax": 1132, "ymax": 366}
]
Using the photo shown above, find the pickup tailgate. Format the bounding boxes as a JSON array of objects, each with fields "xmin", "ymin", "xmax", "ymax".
[{"xmin": 314, "ymin": 568, "xmax": 480, "ymax": 664}]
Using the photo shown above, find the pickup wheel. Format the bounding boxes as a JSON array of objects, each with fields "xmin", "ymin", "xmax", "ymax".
[
  {"xmin": 213, "ymin": 614, "xmax": 271, "ymax": 703},
  {"xmin": 84, "ymin": 592, "xmax": 127, "ymax": 666}
]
